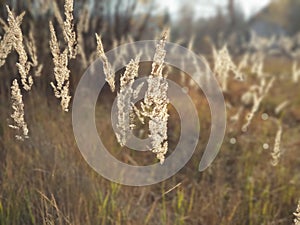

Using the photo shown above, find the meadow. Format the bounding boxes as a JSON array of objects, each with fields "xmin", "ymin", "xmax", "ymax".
[{"xmin": 0, "ymin": 0, "xmax": 300, "ymax": 224}]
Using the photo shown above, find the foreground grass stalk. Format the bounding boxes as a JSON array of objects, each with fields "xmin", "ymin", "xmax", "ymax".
[
  {"xmin": 9, "ymin": 79, "xmax": 29, "ymax": 140},
  {"xmin": 1, "ymin": 6, "xmax": 33, "ymax": 91},
  {"xmin": 139, "ymin": 30, "xmax": 169, "ymax": 164},
  {"xmin": 49, "ymin": 22, "xmax": 71, "ymax": 112},
  {"xmin": 95, "ymin": 33, "xmax": 116, "ymax": 92},
  {"xmin": 116, "ymin": 57, "xmax": 140, "ymax": 146},
  {"xmin": 63, "ymin": 0, "xmax": 77, "ymax": 59}
]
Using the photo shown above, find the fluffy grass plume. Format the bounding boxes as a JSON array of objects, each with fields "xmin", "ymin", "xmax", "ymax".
[
  {"xmin": 49, "ymin": 21, "xmax": 71, "ymax": 112},
  {"xmin": 9, "ymin": 79, "xmax": 29, "ymax": 140},
  {"xmin": 271, "ymin": 122, "xmax": 282, "ymax": 166},
  {"xmin": 0, "ymin": 6, "xmax": 33, "ymax": 91},
  {"xmin": 76, "ymin": 8, "xmax": 90, "ymax": 69},
  {"xmin": 26, "ymin": 27, "xmax": 43, "ymax": 77},
  {"xmin": 0, "ymin": 7, "xmax": 22, "ymax": 67},
  {"xmin": 242, "ymin": 77, "xmax": 275, "ymax": 132},
  {"xmin": 95, "ymin": 33, "xmax": 115, "ymax": 92},
  {"xmin": 213, "ymin": 44, "xmax": 243, "ymax": 92},
  {"xmin": 63, "ymin": 0, "xmax": 77, "ymax": 59},
  {"xmin": 52, "ymin": 1, "xmax": 64, "ymax": 28},
  {"xmin": 139, "ymin": 29, "xmax": 170, "ymax": 164},
  {"xmin": 116, "ymin": 57, "xmax": 140, "ymax": 146}
]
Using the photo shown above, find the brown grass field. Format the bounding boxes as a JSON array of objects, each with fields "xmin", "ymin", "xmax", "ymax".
[{"xmin": 0, "ymin": 1, "xmax": 300, "ymax": 224}]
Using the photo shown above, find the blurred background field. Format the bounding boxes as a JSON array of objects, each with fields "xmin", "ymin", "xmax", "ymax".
[{"xmin": 0, "ymin": 0, "xmax": 300, "ymax": 224}]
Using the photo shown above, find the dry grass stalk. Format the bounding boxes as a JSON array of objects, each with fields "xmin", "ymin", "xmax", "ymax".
[
  {"xmin": 292, "ymin": 61, "xmax": 300, "ymax": 83},
  {"xmin": 77, "ymin": 8, "xmax": 89, "ymax": 69},
  {"xmin": 139, "ymin": 30, "xmax": 170, "ymax": 164},
  {"xmin": 294, "ymin": 200, "xmax": 300, "ymax": 225},
  {"xmin": 188, "ymin": 35, "xmax": 195, "ymax": 51},
  {"xmin": 150, "ymin": 30, "xmax": 168, "ymax": 77},
  {"xmin": 242, "ymin": 77, "xmax": 275, "ymax": 132},
  {"xmin": 63, "ymin": 0, "xmax": 77, "ymax": 59},
  {"xmin": 238, "ymin": 53, "xmax": 249, "ymax": 71},
  {"xmin": 9, "ymin": 79, "xmax": 29, "ymax": 140},
  {"xmin": 133, "ymin": 82, "xmax": 145, "ymax": 100},
  {"xmin": 51, "ymin": 0, "xmax": 77, "ymax": 59},
  {"xmin": 0, "ymin": 7, "xmax": 41, "ymax": 78},
  {"xmin": 48, "ymin": 0, "xmax": 78, "ymax": 111},
  {"xmin": 275, "ymin": 100, "xmax": 290, "ymax": 115},
  {"xmin": 0, "ymin": 9, "xmax": 19, "ymax": 67},
  {"xmin": 271, "ymin": 122, "xmax": 282, "ymax": 166},
  {"xmin": 180, "ymin": 59, "xmax": 186, "ymax": 84},
  {"xmin": 248, "ymin": 30, "xmax": 275, "ymax": 51},
  {"xmin": 3, "ymin": 6, "xmax": 33, "ymax": 91},
  {"xmin": 26, "ymin": 29, "xmax": 38, "ymax": 67},
  {"xmin": 34, "ymin": 64, "xmax": 43, "ymax": 77},
  {"xmin": 26, "ymin": 27, "xmax": 43, "ymax": 77},
  {"xmin": 190, "ymin": 49, "xmax": 209, "ymax": 90},
  {"xmin": 200, "ymin": 56, "xmax": 214, "ymax": 94},
  {"xmin": 95, "ymin": 33, "xmax": 115, "ymax": 92},
  {"xmin": 37, "ymin": 190, "xmax": 72, "ymax": 225},
  {"xmin": 49, "ymin": 22, "xmax": 71, "ymax": 112},
  {"xmin": 116, "ymin": 57, "xmax": 140, "ymax": 146},
  {"xmin": 213, "ymin": 44, "xmax": 243, "ymax": 92},
  {"xmin": 250, "ymin": 52, "xmax": 265, "ymax": 77},
  {"xmin": 52, "ymin": 1, "xmax": 64, "ymax": 30},
  {"xmin": 0, "ymin": 34, "xmax": 14, "ymax": 67}
]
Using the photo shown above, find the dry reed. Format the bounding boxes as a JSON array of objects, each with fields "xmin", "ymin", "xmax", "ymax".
[
  {"xmin": 95, "ymin": 33, "xmax": 115, "ymax": 92},
  {"xmin": 1, "ymin": 6, "xmax": 33, "ymax": 91},
  {"xmin": 271, "ymin": 121, "xmax": 282, "ymax": 166},
  {"xmin": 139, "ymin": 29, "xmax": 170, "ymax": 164},
  {"xmin": 213, "ymin": 44, "xmax": 243, "ymax": 92},
  {"xmin": 9, "ymin": 79, "xmax": 29, "ymax": 140},
  {"xmin": 242, "ymin": 77, "xmax": 275, "ymax": 132},
  {"xmin": 116, "ymin": 57, "xmax": 140, "ymax": 146},
  {"xmin": 49, "ymin": 22, "xmax": 71, "ymax": 112},
  {"xmin": 63, "ymin": 0, "xmax": 77, "ymax": 59}
]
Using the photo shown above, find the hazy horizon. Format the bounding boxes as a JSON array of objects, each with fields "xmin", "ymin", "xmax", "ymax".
[{"xmin": 155, "ymin": 0, "xmax": 272, "ymax": 20}]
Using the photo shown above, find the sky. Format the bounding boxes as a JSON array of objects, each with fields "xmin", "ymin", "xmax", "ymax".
[{"xmin": 155, "ymin": 0, "xmax": 272, "ymax": 20}]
